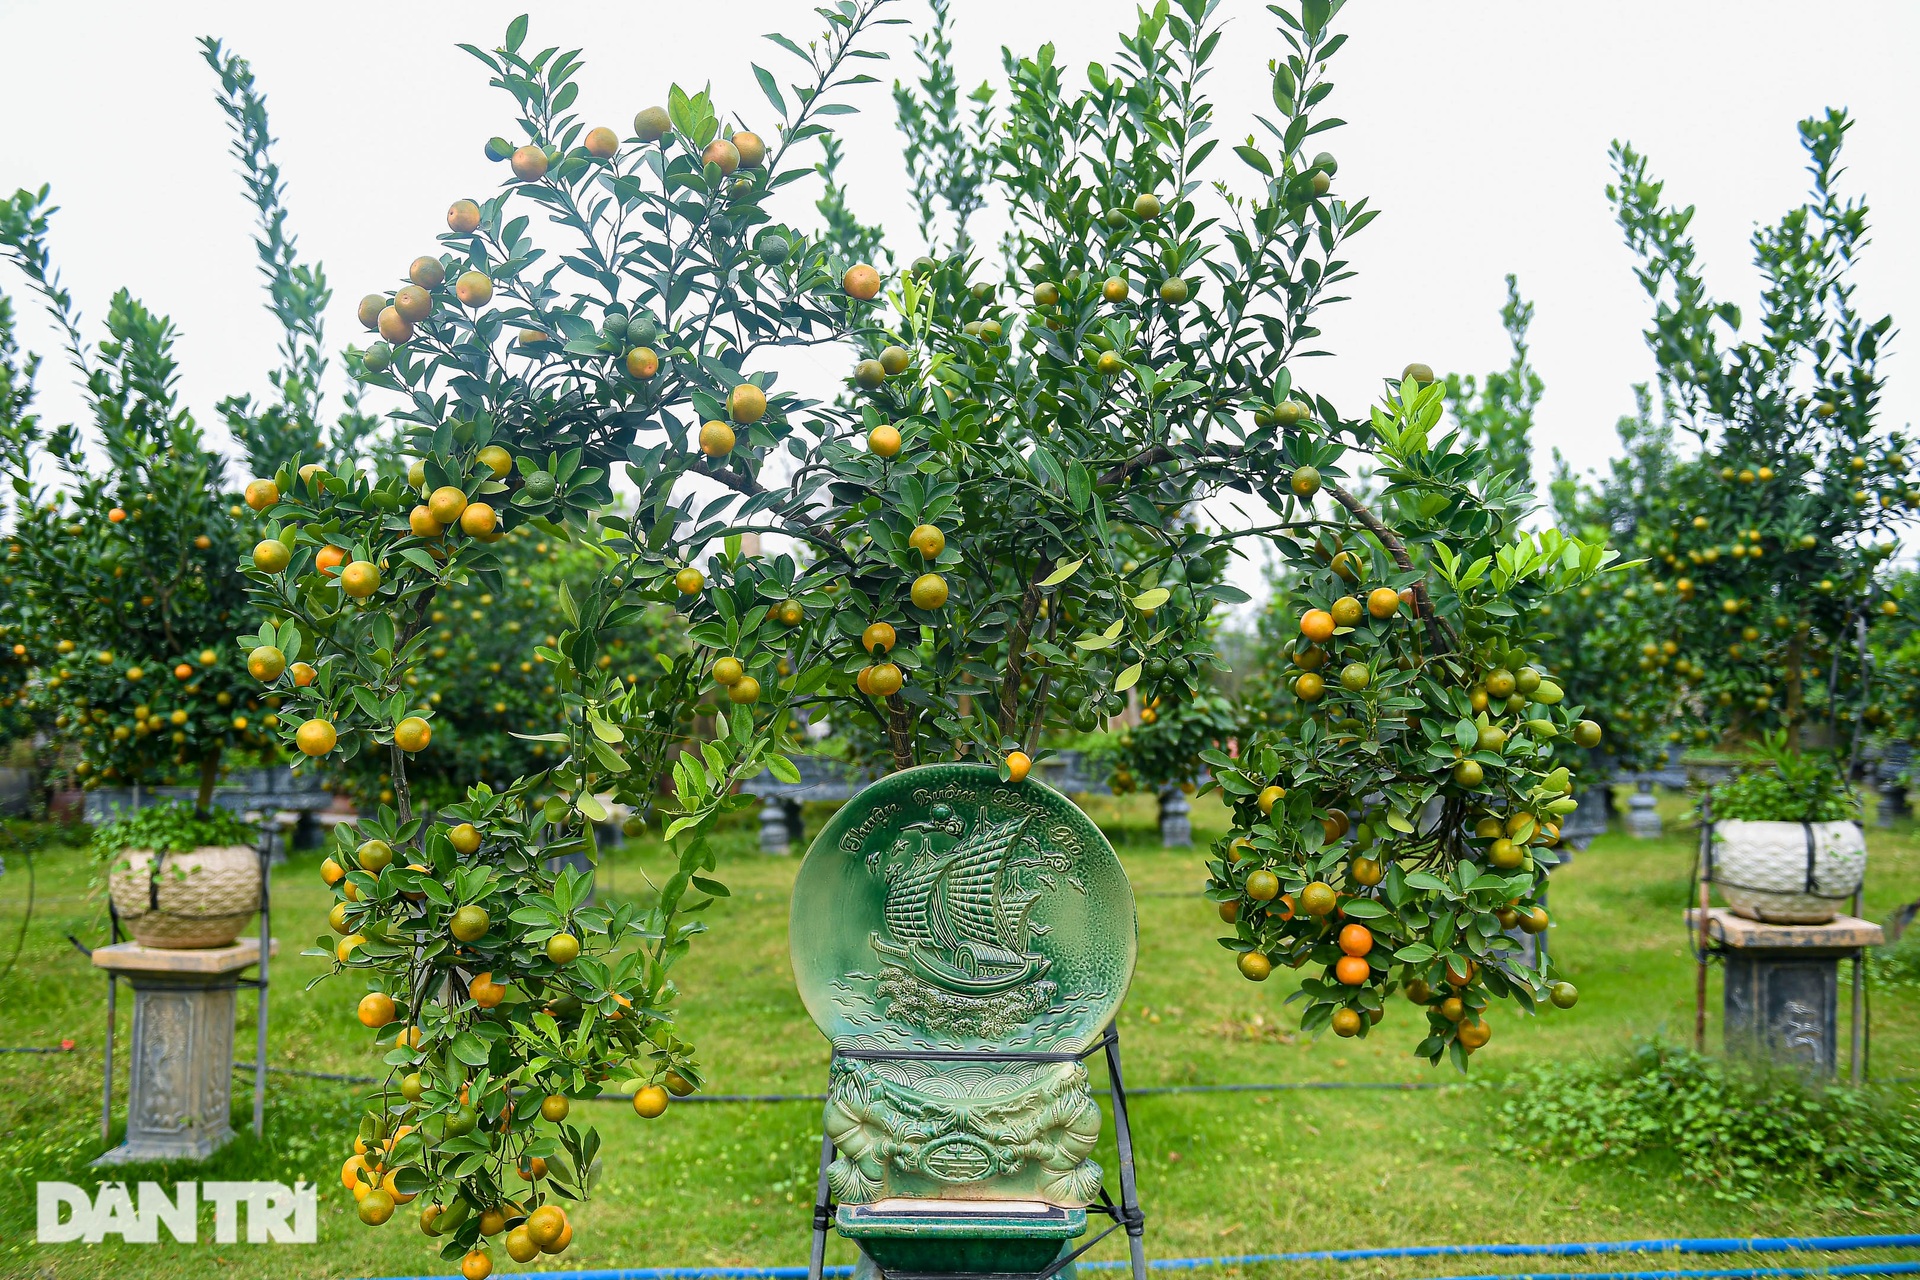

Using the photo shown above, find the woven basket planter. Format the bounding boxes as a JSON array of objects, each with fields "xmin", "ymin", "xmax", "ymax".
[
  {"xmin": 108, "ymin": 845, "xmax": 262, "ymax": 948},
  {"xmin": 1710, "ymin": 819, "xmax": 1866, "ymax": 925}
]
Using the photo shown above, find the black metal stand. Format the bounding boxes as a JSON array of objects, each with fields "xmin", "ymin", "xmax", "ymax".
[{"xmin": 806, "ymin": 1024, "xmax": 1147, "ymax": 1280}]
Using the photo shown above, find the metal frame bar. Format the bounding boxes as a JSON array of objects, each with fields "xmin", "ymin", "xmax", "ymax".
[{"xmin": 806, "ymin": 1023, "xmax": 1146, "ymax": 1280}]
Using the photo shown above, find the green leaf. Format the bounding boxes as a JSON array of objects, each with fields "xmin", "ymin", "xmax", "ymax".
[
  {"xmin": 1131, "ymin": 587, "xmax": 1171, "ymax": 611},
  {"xmin": 578, "ymin": 792, "xmax": 610, "ymax": 823},
  {"xmin": 1040, "ymin": 558, "xmax": 1084, "ymax": 587},
  {"xmin": 1114, "ymin": 662, "xmax": 1143, "ymax": 693}
]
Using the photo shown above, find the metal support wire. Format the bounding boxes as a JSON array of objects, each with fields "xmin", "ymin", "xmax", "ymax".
[{"xmin": 253, "ymin": 835, "xmax": 271, "ymax": 1139}]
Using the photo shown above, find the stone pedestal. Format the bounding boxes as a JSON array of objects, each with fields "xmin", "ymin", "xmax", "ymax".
[
  {"xmin": 1625, "ymin": 781, "xmax": 1662, "ymax": 839},
  {"xmin": 1875, "ymin": 742, "xmax": 1910, "ymax": 827},
  {"xmin": 760, "ymin": 798, "xmax": 804, "ymax": 854},
  {"xmin": 92, "ymin": 939, "xmax": 275, "ymax": 1165},
  {"xmin": 1157, "ymin": 787, "xmax": 1191, "ymax": 849},
  {"xmin": 1687, "ymin": 909, "xmax": 1881, "ymax": 1077}
]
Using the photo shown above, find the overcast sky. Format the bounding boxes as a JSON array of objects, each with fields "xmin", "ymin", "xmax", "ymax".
[{"xmin": 2, "ymin": 1, "xmax": 1914, "ymax": 600}]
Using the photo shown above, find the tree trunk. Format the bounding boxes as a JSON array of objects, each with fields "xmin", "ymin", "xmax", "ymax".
[{"xmin": 195, "ymin": 752, "xmax": 220, "ymax": 816}]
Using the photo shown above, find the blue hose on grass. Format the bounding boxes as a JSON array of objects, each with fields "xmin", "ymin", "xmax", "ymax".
[{"xmin": 360, "ymin": 1234, "xmax": 1920, "ymax": 1280}]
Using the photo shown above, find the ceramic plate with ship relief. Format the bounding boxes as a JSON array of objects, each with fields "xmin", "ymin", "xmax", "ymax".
[{"xmin": 790, "ymin": 763, "xmax": 1137, "ymax": 1054}]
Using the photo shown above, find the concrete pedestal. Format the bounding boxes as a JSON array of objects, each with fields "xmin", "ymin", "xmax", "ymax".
[
  {"xmin": 760, "ymin": 798, "xmax": 804, "ymax": 854},
  {"xmin": 92, "ymin": 939, "xmax": 275, "ymax": 1165},
  {"xmin": 1687, "ymin": 910, "xmax": 1881, "ymax": 1077},
  {"xmin": 1157, "ymin": 787, "xmax": 1191, "ymax": 849},
  {"xmin": 1625, "ymin": 781, "xmax": 1663, "ymax": 839}
]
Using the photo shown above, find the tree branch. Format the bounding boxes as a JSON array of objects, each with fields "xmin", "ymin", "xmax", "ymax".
[
  {"xmin": 884, "ymin": 692, "xmax": 914, "ymax": 773},
  {"xmin": 997, "ymin": 553, "xmax": 1055, "ymax": 739},
  {"xmin": 1325, "ymin": 481, "xmax": 1456, "ymax": 655}
]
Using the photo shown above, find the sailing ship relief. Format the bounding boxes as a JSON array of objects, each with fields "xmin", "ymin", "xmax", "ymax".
[{"xmin": 857, "ymin": 801, "xmax": 1082, "ymax": 1038}]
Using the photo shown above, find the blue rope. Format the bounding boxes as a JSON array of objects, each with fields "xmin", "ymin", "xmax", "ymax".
[{"xmin": 359, "ymin": 1234, "xmax": 1920, "ymax": 1280}]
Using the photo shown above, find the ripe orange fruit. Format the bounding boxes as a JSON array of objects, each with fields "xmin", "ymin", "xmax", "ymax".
[
  {"xmin": 584, "ymin": 126, "xmax": 619, "ymax": 158},
  {"xmin": 448, "ymin": 199, "xmax": 481, "ymax": 233},
  {"xmin": 297, "ymin": 719, "xmax": 337, "ymax": 757},
  {"xmin": 541, "ymin": 1094, "xmax": 570, "ymax": 1123},
  {"xmin": 1331, "ymin": 1007, "xmax": 1363, "ymax": 1036},
  {"xmin": 1349, "ymin": 856, "xmax": 1383, "ymax": 887},
  {"xmin": 634, "ymin": 106, "xmax": 671, "ymax": 142},
  {"xmin": 378, "ymin": 306, "xmax": 413, "ymax": 344},
  {"xmin": 459, "ymin": 503, "xmax": 496, "ymax": 537},
  {"xmin": 1457, "ymin": 1016, "xmax": 1492, "ymax": 1050},
  {"xmin": 322, "ymin": 857, "xmax": 346, "ymax": 886},
  {"xmin": 733, "ymin": 131, "xmax": 767, "ymax": 168},
  {"xmin": 454, "ymin": 270, "xmax": 493, "ymax": 307},
  {"xmin": 911, "ymin": 573, "xmax": 949, "ymax": 609},
  {"xmin": 315, "ymin": 545, "xmax": 347, "ymax": 576},
  {"xmin": 1367, "ymin": 587, "xmax": 1400, "ymax": 619},
  {"xmin": 625, "ymin": 346, "xmax": 660, "ymax": 379},
  {"xmin": 699, "ymin": 421, "xmax": 736, "ymax": 457},
  {"xmin": 862, "ymin": 622, "xmax": 896, "ymax": 653},
  {"xmin": 543, "ymin": 1222, "xmax": 572, "ymax": 1255},
  {"xmin": 633, "ymin": 1085, "xmax": 670, "ymax": 1118},
  {"xmin": 1258, "ymin": 784, "xmax": 1287, "ymax": 814},
  {"xmin": 1331, "ymin": 595, "xmax": 1363, "ymax": 626},
  {"xmin": 1293, "ymin": 671, "xmax": 1325, "ymax": 701},
  {"xmin": 1237, "ymin": 952, "xmax": 1272, "ymax": 981},
  {"xmin": 711, "ymin": 656, "xmax": 745, "ymax": 687},
  {"xmin": 729, "ymin": 384, "xmax": 767, "ymax": 424},
  {"xmin": 909, "ymin": 524, "xmax": 945, "ymax": 558},
  {"xmin": 357, "ymin": 294, "xmax": 386, "ymax": 329},
  {"xmin": 427, "ymin": 486, "xmax": 468, "ymax": 525},
  {"xmin": 410, "ymin": 506, "xmax": 444, "ymax": 539},
  {"xmin": 245, "ymin": 478, "xmax": 280, "ymax": 511},
  {"xmin": 844, "ymin": 264, "xmax": 882, "ymax": 300},
  {"xmin": 868, "ymin": 424, "xmax": 902, "ymax": 457},
  {"xmin": 394, "ymin": 716, "xmax": 431, "ymax": 752},
  {"xmin": 727, "ymin": 676, "xmax": 761, "ymax": 705},
  {"xmin": 1003, "ymin": 750, "xmax": 1032, "ymax": 783},
  {"xmin": 510, "ymin": 145, "xmax": 549, "ymax": 180},
  {"xmin": 1245, "ymin": 869, "xmax": 1280, "ymax": 901},
  {"xmin": 1102, "ymin": 276, "xmax": 1130, "ymax": 303},
  {"xmin": 674, "ymin": 567, "xmax": 705, "ymax": 594},
  {"xmin": 409, "ymin": 256, "xmax": 445, "ymax": 288},
  {"xmin": 1334, "ymin": 953, "xmax": 1370, "ymax": 985},
  {"xmin": 1300, "ymin": 609, "xmax": 1335, "ymax": 642},
  {"xmin": 1444, "ymin": 956, "xmax": 1478, "ymax": 988},
  {"xmin": 357, "ymin": 992, "xmax": 396, "ymax": 1028},
  {"xmin": 290, "ymin": 661, "xmax": 316, "ymax": 687},
  {"xmin": 341, "ymin": 561, "xmax": 380, "ymax": 599},
  {"xmin": 248, "ymin": 645, "xmax": 286, "ymax": 682},
  {"xmin": 449, "ymin": 822, "xmax": 481, "ymax": 854},
  {"xmin": 460, "ymin": 1251, "xmax": 492, "ymax": 1280},
  {"xmin": 107, "ymin": 506, "xmax": 127, "ymax": 523},
  {"xmin": 701, "ymin": 138, "xmax": 740, "ymax": 174},
  {"xmin": 867, "ymin": 663, "xmax": 903, "ymax": 697},
  {"xmin": 1338, "ymin": 923, "xmax": 1373, "ymax": 956}
]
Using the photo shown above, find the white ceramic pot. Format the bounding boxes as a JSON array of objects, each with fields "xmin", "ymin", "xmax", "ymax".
[
  {"xmin": 108, "ymin": 844, "xmax": 261, "ymax": 948},
  {"xmin": 1710, "ymin": 819, "xmax": 1866, "ymax": 925}
]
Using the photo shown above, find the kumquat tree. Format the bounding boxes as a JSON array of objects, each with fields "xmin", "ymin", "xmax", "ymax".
[
  {"xmin": 235, "ymin": 6, "xmax": 910, "ymax": 1269},
  {"xmin": 232, "ymin": 0, "xmax": 1617, "ymax": 1269},
  {"xmin": 1596, "ymin": 110, "xmax": 1906, "ymax": 748}
]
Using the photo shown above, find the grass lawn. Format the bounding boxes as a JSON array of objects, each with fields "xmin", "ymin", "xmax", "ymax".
[{"xmin": 2, "ymin": 787, "xmax": 1916, "ymax": 1280}]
